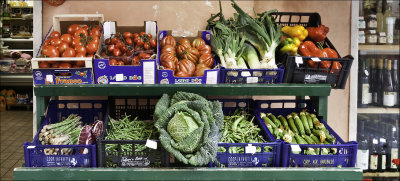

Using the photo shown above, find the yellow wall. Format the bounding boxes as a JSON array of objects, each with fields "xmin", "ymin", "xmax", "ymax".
[{"xmin": 44, "ymin": 0, "xmax": 351, "ymax": 141}]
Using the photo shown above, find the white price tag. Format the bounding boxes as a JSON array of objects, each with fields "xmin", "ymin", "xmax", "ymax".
[
  {"xmin": 370, "ymin": 30, "xmax": 376, "ymax": 34},
  {"xmin": 295, "ymin": 57, "xmax": 303, "ymax": 67},
  {"xmin": 380, "ymin": 138, "xmax": 386, "ymax": 143},
  {"xmin": 245, "ymin": 144, "xmax": 257, "ymax": 154},
  {"xmin": 145, "ymin": 139, "xmax": 157, "ymax": 150},
  {"xmin": 291, "ymin": 145, "xmax": 302, "ymax": 153},
  {"xmin": 205, "ymin": 70, "xmax": 218, "ymax": 84},
  {"xmin": 364, "ymin": 70, "xmax": 369, "ymax": 76},
  {"xmin": 311, "ymin": 57, "xmax": 321, "ymax": 62},
  {"xmin": 143, "ymin": 61, "xmax": 155, "ymax": 84},
  {"xmin": 27, "ymin": 146, "xmax": 36, "ymax": 149},
  {"xmin": 373, "ymin": 138, "xmax": 378, "ymax": 144},
  {"xmin": 46, "ymin": 75, "xmax": 53, "ymax": 82},
  {"xmin": 115, "ymin": 74, "xmax": 124, "ymax": 82},
  {"xmin": 379, "ymin": 32, "xmax": 386, "ymax": 36},
  {"xmin": 246, "ymin": 77, "xmax": 258, "ymax": 84}
]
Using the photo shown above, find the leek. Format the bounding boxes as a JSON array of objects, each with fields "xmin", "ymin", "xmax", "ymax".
[{"xmin": 241, "ymin": 43, "xmax": 260, "ymax": 69}]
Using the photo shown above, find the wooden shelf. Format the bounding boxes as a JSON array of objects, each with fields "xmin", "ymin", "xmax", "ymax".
[
  {"xmin": 359, "ymin": 45, "xmax": 400, "ymax": 55},
  {"xmin": 358, "ymin": 107, "xmax": 400, "ymax": 114},
  {"xmin": 8, "ymin": 49, "xmax": 33, "ymax": 52},
  {"xmin": 0, "ymin": 73, "xmax": 33, "ymax": 86},
  {"xmin": 363, "ymin": 172, "xmax": 400, "ymax": 177}
]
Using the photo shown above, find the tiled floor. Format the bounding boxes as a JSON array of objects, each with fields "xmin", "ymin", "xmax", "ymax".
[{"xmin": 0, "ymin": 111, "xmax": 33, "ymax": 181}]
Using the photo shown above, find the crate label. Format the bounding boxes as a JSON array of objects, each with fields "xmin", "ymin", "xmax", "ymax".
[
  {"xmin": 295, "ymin": 57, "xmax": 303, "ymax": 67},
  {"xmin": 245, "ymin": 144, "xmax": 256, "ymax": 154},
  {"xmin": 205, "ymin": 70, "xmax": 218, "ymax": 84},
  {"xmin": 246, "ymin": 77, "xmax": 258, "ymax": 84},
  {"xmin": 304, "ymin": 74, "xmax": 327, "ymax": 83},
  {"xmin": 311, "ymin": 57, "xmax": 321, "ymax": 62},
  {"xmin": 46, "ymin": 75, "xmax": 53, "ymax": 83},
  {"xmin": 301, "ymin": 158, "xmax": 336, "ymax": 167},
  {"xmin": 27, "ymin": 146, "xmax": 36, "ymax": 149},
  {"xmin": 115, "ymin": 74, "xmax": 124, "ymax": 81},
  {"xmin": 145, "ymin": 139, "xmax": 157, "ymax": 150},
  {"xmin": 143, "ymin": 61, "xmax": 155, "ymax": 84},
  {"xmin": 290, "ymin": 145, "xmax": 301, "ymax": 153},
  {"xmin": 121, "ymin": 156, "xmax": 151, "ymax": 167},
  {"xmin": 226, "ymin": 156, "xmax": 261, "ymax": 167},
  {"xmin": 45, "ymin": 156, "xmax": 80, "ymax": 167}
]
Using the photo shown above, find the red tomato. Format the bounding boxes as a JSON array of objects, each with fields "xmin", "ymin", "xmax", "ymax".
[
  {"xmin": 75, "ymin": 52, "xmax": 86, "ymax": 57},
  {"xmin": 109, "ymin": 59, "xmax": 117, "ymax": 66},
  {"xmin": 149, "ymin": 39, "xmax": 156, "ymax": 48},
  {"xmin": 74, "ymin": 29, "xmax": 88, "ymax": 38},
  {"xmin": 125, "ymin": 50, "xmax": 133, "ymax": 56},
  {"xmin": 138, "ymin": 52, "xmax": 151, "ymax": 60},
  {"xmin": 75, "ymin": 61, "xmax": 85, "ymax": 67},
  {"xmin": 87, "ymin": 54, "xmax": 94, "ymax": 58},
  {"xmin": 120, "ymin": 45, "xmax": 127, "ymax": 53},
  {"xmin": 90, "ymin": 35, "xmax": 100, "ymax": 45},
  {"xmin": 146, "ymin": 33, "xmax": 152, "ymax": 39},
  {"xmin": 60, "ymin": 34, "xmax": 73, "ymax": 45},
  {"xmin": 86, "ymin": 42, "xmax": 98, "ymax": 55},
  {"xmin": 107, "ymin": 44, "xmax": 116, "ymax": 53},
  {"xmin": 117, "ymin": 61, "xmax": 124, "ymax": 66},
  {"xmin": 123, "ymin": 32, "xmax": 132, "ymax": 39},
  {"xmin": 114, "ymin": 34, "xmax": 121, "ymax": 39},
  {"xmin": 43, "ymin": 38, "xmax": 52, "ymax": 46},
  {"xmin": 133, "ymin": 56, "xmax": 140, "ymax": 63},
  {"xmin": 125, "ymin": 37, "xmax": 133, "ymax": 46},
  {"xmin": 59, "ymin": 62, "xmax": 72, "ymax": 69},
  {"xmin": 136, "ymin": 38, "xmax": 144, "ymax": 47},
  {"xmin": 57, "ymin": 42, "xmax": 69, "ymax": 53},
  {"xmin": 90, "ymin": 28, "xmax": 101, "ymax": 37},
  {"xmin": 105, "ymin": 38, "xmax": 111, "ymax": 45},
  {"xmin": 39, "ymin": 61, "xmax": 50, "ymax": 68},
  {"xmin": 62, "ymin": 48, "xmax": 76, "ymax": 57},
  {"xmin": 81, "ymin": 25, "xmax": 89, "ymax": 31},
  {"xmin": 115, "ymin": 41, "xmax": 124, "ymax": 49},
  {"xmin": 111, "ymin": 37, "xmax": 118, "ymax": 44},
  {"xmin": 134, "ymin": 45, "xmax": 142, "ymax": 51},
  {"xmin": 50, "ymin": 38, "xmax": 62, "ymax": 46},
  {"xmin": 113, "ymin": 49, "xmax": 122, "ymax": 57},
  {"xmin": 139, "ymin": 32, "xmax": 146, "ymax": 37},
  {"xmin": 51, "ymin": 61, "xmax": 60, "ymax": 68},
  {"xmin": 133, "ymin": 37, "xmax": 139, "ymax": 44},
  {"xmin": 71, "ymin": 38, "xmax": 83, "ymax": 48},
  {"xmin": 41, "ymin": 45, "xmax": 50, "ymax": 56},
  {"xmin": 50, "ymin": 31, "xmax": 61, "ymax": 39},
  {"xmin": 47, "ymin": 46, "xmax": 60, "ymax": 57},
  {"xmin": 68, "ymin": 24, "xmax": 81, "ymax": 35},
  {"xmin": 74, "ymin": 45, "xmax": 87, "ymax": 55},
  {"xmin": 132, "ymin": 33, "xmax": 139, "ymax": 39},
  {"xmin": 143, "ymin": 42, "xmax": 150, "ymax": 50}
]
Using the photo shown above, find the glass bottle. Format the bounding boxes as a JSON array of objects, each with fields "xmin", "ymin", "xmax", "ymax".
[
  {"xmin": 359, "ymin": 58, "xmax": 371, "ymax": 107},
  {"xmin": 392, "ymin": 60, "xmax": 399, "ymax": 106},
  {"xmin": 376, "ymin": 58, "xmax": 385, "ymax": 107},
  {"xmin": 383, "ymin": 59, "xmax": 395, "ymax": 107},
  {"xmin": 369, "ymin": 137, "xmax": 379, "ymax": 172},
  {"xmin": 356, "ymin": 121, "xmax": 370, "ymax": 171},
  {"xmin": 370, "ymin": 58, "xmax": 377, "ymax": 106},
  {"xmin": 388, "ymin": 125, "xmax": 399, "ymax": 172}
]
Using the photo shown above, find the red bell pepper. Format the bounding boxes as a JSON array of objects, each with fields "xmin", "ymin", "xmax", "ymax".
[{"xmin": 307, "ymin": 25, "xmax": 329, "ymax": 42}]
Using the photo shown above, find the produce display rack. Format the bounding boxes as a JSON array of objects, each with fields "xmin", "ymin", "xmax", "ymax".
[{"xmin": 14, "ymin": 83, "xmax": 363, "ymax": 181}]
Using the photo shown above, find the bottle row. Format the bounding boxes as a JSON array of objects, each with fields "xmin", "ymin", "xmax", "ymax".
[
  {"xmin": 356, "ymin": 114, "xmax": 399, "ymax": 172},
  {"xmin": 358, "ymin": 55, "xmax": 399, "ymax": 108}
]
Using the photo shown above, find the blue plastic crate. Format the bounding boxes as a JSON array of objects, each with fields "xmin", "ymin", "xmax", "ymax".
[
  {"xmin": 23, "ymin": 100, "xmax": 108, "ymax": 167},
  {"xmin": 219, "ymin": 66, "xmax": 285, "ymax": 84},
  {"xmin": 209, "ymin": 99, "xmax": 281, "ymax": 168},
  {"xmin": 254, "ymin": 99, "xmax": 357, "ymax": 167}
]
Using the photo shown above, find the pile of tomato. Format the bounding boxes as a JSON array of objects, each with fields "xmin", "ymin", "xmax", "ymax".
[
  {"xmin": 102, "ymin": 32, "xmax": 156, "ymax": 66},
  {"xmin": 39, "ymin": 24, "xmax": 102, "ymax": 69},
  {"xmin": 159, "ymin": 35, "xmax": 214, "ymax": 77}
]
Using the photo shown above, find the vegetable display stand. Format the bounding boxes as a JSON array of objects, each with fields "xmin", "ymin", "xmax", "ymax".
[
  {"xmin": 254, "ymin": 99, "xmax": 358, "ymax": 167},
  {"xmin": 23, "ymin": 100, "xmax": 108, "ymax": 167},
  {"xmin": 32, "ymin": 14, "xmax": 104, "ymax": 85},
  {"xmin": 272, "ymin": 12, "xmax": 353, "ymax": 89},
  {"xmin": 97, "ymin": 97, "xmax": 169, "ymax": 167},
  {"xmin": 219, "ymin": 67, "xmax": 285, "ymax": 84},
  {"xmin": 157, "ymin": 30, "xmax": 219, "ymax": 84},
  {"xmin": 93, "ymin": 21, "xmax": 157, "ymax": 84}
]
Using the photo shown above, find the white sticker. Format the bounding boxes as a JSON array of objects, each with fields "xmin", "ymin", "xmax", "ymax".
[
  {"xmin": 46, "ymin": 75, "xmax": 53, "ymax": 82},
  {"xmin": 27, "ymin": 146, "xmax": 36, "ymax": 149},
  {"xmin": 291, "ymin": 145, "xmax": 302, "ymax": 153},
  {"xmin": 246, "ymin": 77, "xmax": 258, "ymax": 84},
  {"xmin": 115, "ymin": 74, "xmax": 124, "ymax": 82},
  {"xmin": 311, "ymin": 57, "xmax": 321, "ymax": 62},
  {"xmin": 245, "ymin": 144, "xmax": 256, "ymax": 154},
  {"xmin": 373, "ymin": 138, "xmax": 378, "ymax": 144},
  {"xmin": 364, "ymin": 70, "xmax": 369, "ymax": 76},
  {"xmin": 143, "ymin": 61, "xmax": 155, "ymax": 84},
  {"xmin": 145, "ymin": 139, "xmax": 157, "ymax": 150},
  {"xmin": 370, "ymin": 30, "xmax": 376, "ymax": 34},
  {"xmin": 295, "ymin": 57, "xmax": 303, "ymax": 64},
  {"xmin": 379, "ymin": 32, "xmax": 386, "ymax": 36},
  {"xmin": 379, "ymin": 138, "xmax": 386, "ymax": 143},
  {"xmin": 205, "ymin": 70, "xmax": 218, "ymax": 84}
]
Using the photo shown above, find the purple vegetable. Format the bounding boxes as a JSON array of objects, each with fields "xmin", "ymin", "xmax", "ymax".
[
  {"xmin": 91, "ymin": 120, "xmax": 103, "ymax": 140},
  {"xmin": 78, "ymin": 125, "xmax": 94, "ymax": 154}
]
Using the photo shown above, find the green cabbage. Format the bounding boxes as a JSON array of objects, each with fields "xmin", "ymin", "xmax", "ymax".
[{"xmin": 154, "ymin": 92, "xmax": 223, "ymax": 166}]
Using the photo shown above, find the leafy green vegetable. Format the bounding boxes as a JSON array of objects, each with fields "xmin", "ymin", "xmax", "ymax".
[{"xmin": 154, "ymin": 92, "xmax": 223, "ymax": 166}]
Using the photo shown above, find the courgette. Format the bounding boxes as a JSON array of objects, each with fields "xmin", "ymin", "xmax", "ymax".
[
  {"xmin": 300, "ymin": 112, "xmax": 311, "ymax": 135},
  {"xmin": 267, "ymin": 113, "xmax": 281, "ymax": 128},
  {"xmin": 278, "ymin": 115, "xmax": 289, "ymax": 129},
  {"xmin": 293, "ymin": 115, "xmax": 305, "ymax": 136},
  {"xmin": 286, "ymin": 115, "xmax": 299, "ymax": 134}
]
